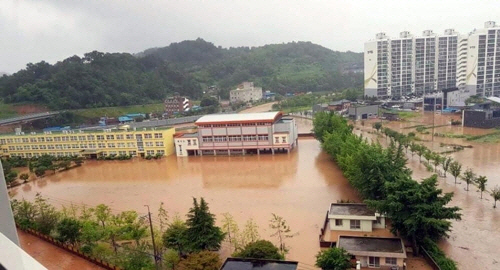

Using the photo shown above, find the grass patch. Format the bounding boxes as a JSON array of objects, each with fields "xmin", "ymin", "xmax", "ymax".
[
  {"xmin": 72, "ymin": 103, "xmax": 165, "ymax": 119},
  {"xmin": 381, "ymin": 109, "xmax": 419, "ymax": 120},
  {"xmin": 466, "ymin": 131, "xmax": 500, "ymax": 143},
  {"xmin": 281, "ymin": 105, "xmax": 311, "ymax": 114},
  {"xmin": 0, "ymin": 103, "xmax": 20, "ymax": 119}
]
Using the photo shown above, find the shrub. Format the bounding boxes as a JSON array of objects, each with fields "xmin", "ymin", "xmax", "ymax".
[
  {"xmin": 422, "ymin": 238, "xmax": 457, "ymax": 270},
  {"xmin": 233, "ymin": 240, "xmax": 283, "ymax": 260}
]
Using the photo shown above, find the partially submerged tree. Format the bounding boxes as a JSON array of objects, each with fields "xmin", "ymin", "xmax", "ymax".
[
  {"xmin": 269, "ymin": 214, "xmax": 296, "ymax": 256},
  {"xmin": 462, "ymin": 168, "xmax": 475, "ymax": 191},
  {"xmin": 442, "ymin": 157, "xmax": 452, "ymax": 177},
  {"xmin": 476, "ymin": 176, "xmax": 488, "ymax": 199},
  {"xmin": 221, "ymin": 213, "xmax": 240, "ymax": 251},
  {"xmin": 19, "ymin": 173, "xmax": 29, "ymax": 183},
  {"xmin": 492, "ymin": 186, "xmax": 500, "ymax": 208},
  {"xmin": 241, "ymin": 218, "xmax": 260, "ymax": 246},
  {"xmin": 449, "ymin": 161, "xmax": 462, "ymax": 184}
]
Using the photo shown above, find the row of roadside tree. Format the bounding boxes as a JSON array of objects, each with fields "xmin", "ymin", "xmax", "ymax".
[{"xmin": 314, "ymin": 112, "xmax": 461, "ymax": 270}]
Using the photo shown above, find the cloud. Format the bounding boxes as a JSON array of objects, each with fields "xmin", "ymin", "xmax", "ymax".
[{"xmin": 0, "ymin": 0, "xmax": 498, "ymax": 73}]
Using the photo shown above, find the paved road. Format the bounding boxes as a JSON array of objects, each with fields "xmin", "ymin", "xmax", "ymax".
[
  {"xmin": 239, "ymin": 102, "xmax": 277, "ymax": 113},
  {"xmin": 18, "ymin": 229, "xmax": 104, "ymax": 270}
]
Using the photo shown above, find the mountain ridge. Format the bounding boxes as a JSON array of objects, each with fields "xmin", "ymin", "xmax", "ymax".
[{"xmin": 0, "ymin": 38, "xmax": 363, "ymax": 110}]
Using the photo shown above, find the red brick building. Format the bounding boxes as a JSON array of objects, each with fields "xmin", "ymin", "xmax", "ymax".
[{"xmin": 164, "ymin": 95, "xmax": 191, "ymax": 116}]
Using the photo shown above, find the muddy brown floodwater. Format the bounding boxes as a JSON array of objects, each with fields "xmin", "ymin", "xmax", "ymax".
[
  {"xmin": 356, "ymin": 116, "xmax": 500, "ymax": 270},
  {"xmin": 9, "ymin": 137, "xmax": 358, "ymax": 266}
]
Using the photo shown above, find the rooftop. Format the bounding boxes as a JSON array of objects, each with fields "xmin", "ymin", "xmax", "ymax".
[
  {"xmin": 195, "ymin": 112, "xmax": 282, "ymax": 125},
  {"xmin": 329, "ymin": 203, "xmax": 376, "ymax": 216},
  {"xmin": 220, "ymin": 258, "xmax": 298, "ymax": 270},
  {"xmin": 337, "ymin": 236, "xmax": 405, "ymax": 256},
  {"xmin": 175, "ymin": 132, "xmax": 198, "ymax": 138},
  {"xmin": 329, "ymin": 99, "xmax": 351, "ymax": 106}
]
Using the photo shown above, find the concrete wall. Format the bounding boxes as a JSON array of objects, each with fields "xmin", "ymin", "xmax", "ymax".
[
  {"xmin": 357, "ymin": 256, "xmax": 404, "ymax": 268},
  {"xmin": 0, "ymin": 161, "xmax": 19, "ymax": 245},
  {"xmin": 348, "ymin": 105, "xmax": 379, "ymax": 120},
  {"xmin": 463, "ymin": 110, "xmax": 500, "ymax": 128},
  {"xmin": 328, "ymin": 218, "xmax": 373, "ymax": 232},
  {"xmin": 174, "ymin": 138, "xmax": 199, "ymax": 157}
]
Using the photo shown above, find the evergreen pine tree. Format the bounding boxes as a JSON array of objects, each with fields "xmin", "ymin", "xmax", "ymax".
[{"xmin": 185, "ymin": 198, "xmax": 225, "ymax": 251}]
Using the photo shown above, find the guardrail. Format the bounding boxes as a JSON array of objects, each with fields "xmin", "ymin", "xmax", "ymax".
[
  {"xmin": 0, "ymin": 112, "xmax": 61, "ymax": 126},
  {"xmin": 420, "ymin": 246, "xmax": 441, "ymax": 270}
]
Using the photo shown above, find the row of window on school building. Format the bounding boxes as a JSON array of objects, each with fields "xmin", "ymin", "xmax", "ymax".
[
  {"xmin": 8, "ymin": 150, "xmax": 166, "ymax": 158},
  {"xmin": 0, "ymin": 128, "xmax": 175, "ymax": 158},
  {"xmin": 0, "ymin": 132, "xmax": 165, "ymax": 144},
  {"xmin": 200, "ymin": 135, "xmax": 287, "ymax": 143}
]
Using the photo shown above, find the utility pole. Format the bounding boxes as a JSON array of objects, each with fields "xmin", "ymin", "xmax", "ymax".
[
  {"xmin": 432, "ymin": 95, "xmax": 436, "ymax": 141},
  {"xmin": 145, "ymin": 205, "xmax": 159, "ymax": 270}
]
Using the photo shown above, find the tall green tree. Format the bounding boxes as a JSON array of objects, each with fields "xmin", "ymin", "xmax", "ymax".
[
  {"xmin": 56, "ymin": 217, "xmax": 82, "ymax": 245},
  {"xmin": 315, "ymin": 247, "xmax": 351, "ymax": 270},
  {"xmin": 162, "ymin": 218, "xmax": 189, "ymax": 256},
  {"xmin": 34, "ymin": 194, "xmax": 60, "ymax": 235},
  {"xmin": 367, "ymin": 175, "xmax": 461, "ymax": 255},
  {"xmin": 185, "ymin": 198, "xmax": 225, "ymax": 251}
]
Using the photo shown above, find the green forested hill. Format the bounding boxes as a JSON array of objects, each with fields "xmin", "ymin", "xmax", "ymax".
[{"xmin": 0, "ymin": 39, "xmax": 362, "ymax": 110}]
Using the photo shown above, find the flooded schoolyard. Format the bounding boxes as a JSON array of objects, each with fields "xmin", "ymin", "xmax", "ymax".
[{"xmin": 9, "ymin": 138, "xmax": 358, "ymax": 266}]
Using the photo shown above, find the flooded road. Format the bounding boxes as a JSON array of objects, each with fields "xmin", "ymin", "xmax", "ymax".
[
  {"xmin": 18, "ymin": 229, "xmax": 104, "ymax": 270},
  {"xmin": 10, "ymin": 138, "xmax": 358, "ymax": 266},
  {"xmin": 356, "ymin": 119, "xmax": 500, "ymax": 270}
]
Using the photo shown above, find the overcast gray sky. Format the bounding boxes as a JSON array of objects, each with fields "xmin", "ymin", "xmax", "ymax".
[{"xmin": 0, "ymin": 0, "xmax": 498, "ymax": 73}]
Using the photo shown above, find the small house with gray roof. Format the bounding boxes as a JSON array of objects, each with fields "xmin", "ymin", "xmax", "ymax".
[{"xmin": 337, "ymin": 236, "xmax": 407, "ymax": 269}]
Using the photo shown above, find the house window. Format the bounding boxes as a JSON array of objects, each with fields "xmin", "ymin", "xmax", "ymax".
[
  {"xmin": 385, "ymin": 257, "xmax": 397, "ymax": 265},
  {"xmin": 282, "ymin": 136, "xmax": 287, "ymax": 143},
  {"xmin": 275, "ymin": 137, "xmax": 280, "ymax": 143},
  {"xmin": 144, "ymin": 133, "xmax": 153, "ymax": 139},
  {"xmin": 374, "ymin": 217, "xmax": 382, "ymax": 225},
  {"xmin": 193, "ymin": 140, "xmax": 197, "ymax": 145},
  {"xmin": 369, "ymin": 257, "xmax": 380, "ymax": 267},
  {"xmin": 335, "ymin": 219, "xmax": 343, "ymax": 226},
  {"xmin": 350, "ymin": 220, "xmax": 361, "ymax": 229},
  {"xmin": 116, "ymin": 135, "xmax": 124, "ymax": 140},
  {"xmin": 187, "ymin": 140, "xmax": 191, "ymax": 146},
  {"xmin": 106, "ymin": 135, "xmax": 114, "ymax": 140}
]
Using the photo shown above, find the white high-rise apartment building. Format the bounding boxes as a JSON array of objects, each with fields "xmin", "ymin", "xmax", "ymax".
[{"xmin": 365, "ymin": 22, "xmax": 500, "ymax": 105}]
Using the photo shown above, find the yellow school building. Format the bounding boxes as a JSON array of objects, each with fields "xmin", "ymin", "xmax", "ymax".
[{"xmin": 0, "ymin": 126, "xmax": 176, "ymax": 159}]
